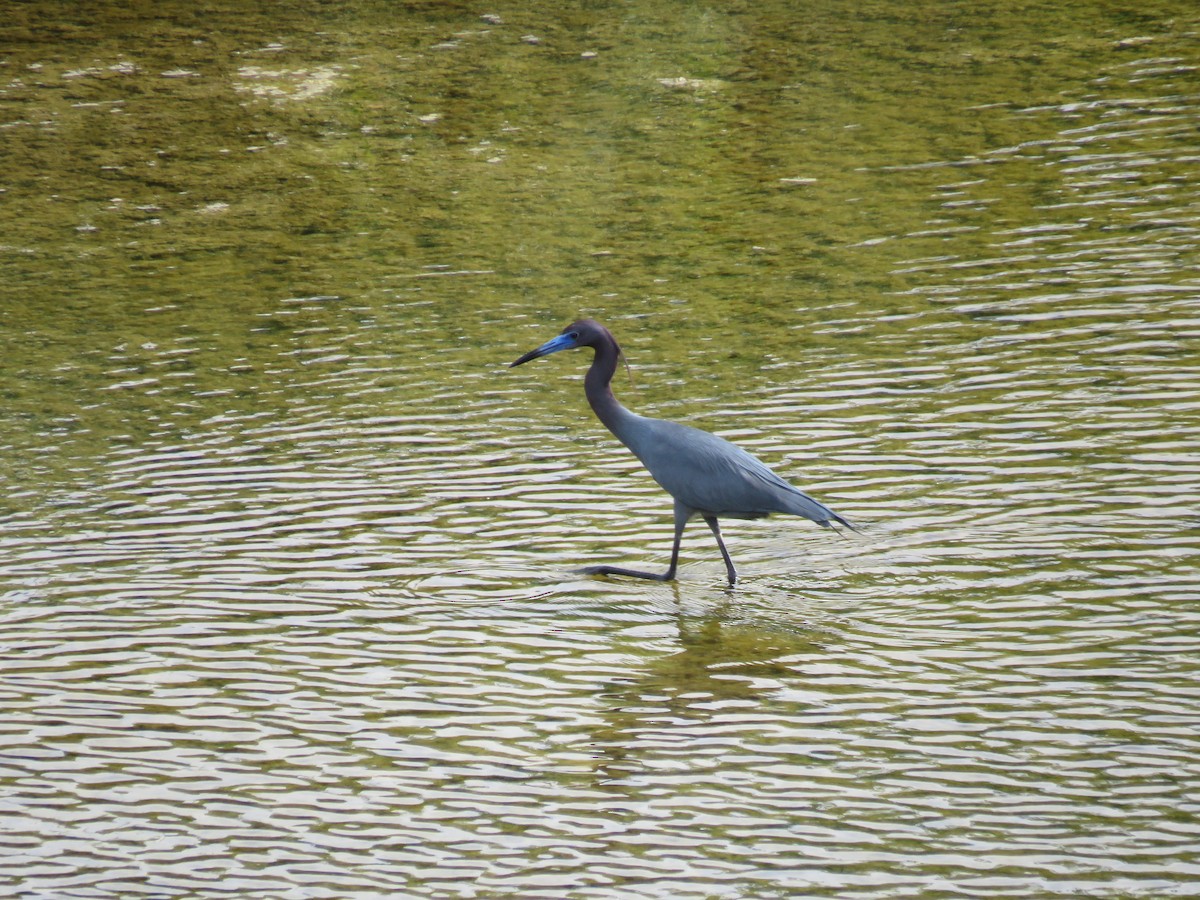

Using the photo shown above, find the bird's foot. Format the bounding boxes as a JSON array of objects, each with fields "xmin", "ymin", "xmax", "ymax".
[{"xmin": 576, "ymin": 564, "xmax": 674, "ymax": 582}]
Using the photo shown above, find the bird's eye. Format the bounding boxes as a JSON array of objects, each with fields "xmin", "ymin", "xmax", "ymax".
[{"xmin": 568, "ymin": 332, "xmax": 579, "ymax": 340}]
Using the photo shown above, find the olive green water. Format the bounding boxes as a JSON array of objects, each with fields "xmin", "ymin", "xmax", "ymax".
[{"xmin": 3, "ymin": 2, "xmax": 1199, "ymax": 898}]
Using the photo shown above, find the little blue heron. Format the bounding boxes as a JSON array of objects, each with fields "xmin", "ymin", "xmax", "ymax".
[{"xmin": 510, "ymin": 319, "xmax": 855, "ymax": 584}]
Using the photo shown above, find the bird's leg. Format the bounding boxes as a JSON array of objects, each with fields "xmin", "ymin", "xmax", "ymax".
[
  {"xmin": 576, "ymin": 563, "xmax": 673, "ymax": 581},
  {"xmin": 703, "ymin": 515, "xmax": 738, "ymax": 585},
  {"xmin": 576, "ymin": 505, "xmax": 687, "ymax": 582}
]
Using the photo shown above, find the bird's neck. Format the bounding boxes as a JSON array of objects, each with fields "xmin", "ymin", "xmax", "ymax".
[{"xmin": 585, "ymin": 339, "xmax": 639, "ymax": 445}]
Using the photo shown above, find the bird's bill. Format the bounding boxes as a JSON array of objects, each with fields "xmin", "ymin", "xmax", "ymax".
[{"xmin": 509, "ymin": 332, "xmax": 577, "ymax": 367}]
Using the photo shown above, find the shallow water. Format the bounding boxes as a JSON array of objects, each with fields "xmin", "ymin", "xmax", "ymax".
[{"xmin": 2, "ymin": 1, "xmax": 1199, "ymax": 897}]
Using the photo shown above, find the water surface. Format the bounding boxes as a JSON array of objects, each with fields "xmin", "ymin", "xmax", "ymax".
[{"xmin": 2, "ymin": 1, "xmax": 1199, "ymax": 897}]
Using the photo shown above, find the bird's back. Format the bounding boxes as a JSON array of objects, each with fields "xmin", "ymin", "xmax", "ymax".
[{"xmin": 614, "ymin": 413, "xmax": 845, "ymax": 526}]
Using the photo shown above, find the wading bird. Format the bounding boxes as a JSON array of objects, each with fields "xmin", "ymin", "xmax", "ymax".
[{"xmin": 510, "ymin": 319, "xmax": 854, "ymax": 584}]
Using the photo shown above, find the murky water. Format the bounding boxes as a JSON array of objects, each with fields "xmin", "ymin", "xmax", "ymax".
[{"xmin": 3, "ymin": 1, "xmax": 1199, "ymax": 897}]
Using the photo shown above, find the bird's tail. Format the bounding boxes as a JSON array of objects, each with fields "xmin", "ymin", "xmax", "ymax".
[
  {"xmin": 824, "ymin": 511, "xmax": 860, "ymax": 536},
  {"xmin": 784, "ymin": 488, "xmax": 860, "ymax": 534}
]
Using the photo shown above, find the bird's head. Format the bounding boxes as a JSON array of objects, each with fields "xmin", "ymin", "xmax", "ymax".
[{"xmin": 509, "ymin": 319, "xmax": 616, "ymax": 367}]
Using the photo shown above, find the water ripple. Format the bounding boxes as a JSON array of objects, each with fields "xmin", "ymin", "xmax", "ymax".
[{"xmin": 3, "ymin": 14, "xmax": 1200, "ymax": 900}]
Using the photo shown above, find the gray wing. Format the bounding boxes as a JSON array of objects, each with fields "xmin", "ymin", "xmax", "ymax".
[{"xmin": 624, "ymin": 418, "xmax": 848, "ymax": 526}]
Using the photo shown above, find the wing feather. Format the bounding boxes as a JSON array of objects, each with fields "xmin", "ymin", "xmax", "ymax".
[{"xmin": 620, "ymin": 417, "xmax": 850, "ymax": 527}]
